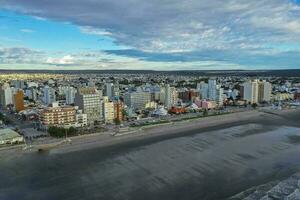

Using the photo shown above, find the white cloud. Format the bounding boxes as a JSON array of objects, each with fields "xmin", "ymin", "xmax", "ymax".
[
  {"xmin": 20, "ymin": 29, "xmax": 35, "ymax": 33},
  {"xmin": 46, "ymin": 55, "xmax": 75, "ymax": 65},
  {"xmin": 79, "ymin": 26, "xmax": 112, "ymax": 36}
]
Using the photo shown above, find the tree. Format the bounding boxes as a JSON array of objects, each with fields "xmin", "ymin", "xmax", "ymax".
[
  {"xmin": 203, "ymin": 109, "xmax": 208, "ymax": 117},
  {"xmin": 114, "ymin": 118, "xmax": 121, "ymax": 125},
  {"xmin": 251, "ymin": 103, "xmax": 258, "ymax": 109}
]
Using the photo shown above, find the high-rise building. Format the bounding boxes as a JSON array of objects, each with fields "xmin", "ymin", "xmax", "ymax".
[
  {"xmin": 0, "ymin": 83, "xmax": 13, "ymax": 107},
  {"xmin": 65, "ymin": 86, "xmax": 77, "ymax": 105},
  {"xmin": 197, "ymin": 82, "xmax": 209, "ymax": 100},
  {"xmin": 43, "ymin": 86, "xmax": 56, "ymax": 105},
  {"xmin": 243, "ymin": 80, "xmax": 272, "ymax": 104},
  {"xmin": 114, "ymin": 101, "xmax": 123, "ymax": 122},
  {"xmin": 258, "ymin": 81, "xmax": 272, "ymax": 103},
  {"xmin": 243, "ymin": 80, "xmax": 259, "ymax": 104},
  {"xmin": 216, "ymin": 85, "xmax": 224, "ymax": 106},
  {"xmin": 124, "ymin": 91, "xmax": 151, "ymax": 109},
  {"xmin": 14, "ymin": 90, "xmax": 25, "ymax": 112},
  {"xmin": 164, "ymin": 84, "xmax": 178, "ymax": 108},
  {"xmin": 105, "ymin": 83, "xmax": 114, "ymax": 99},
  {"xmin": 102, "ymin": 96, "xmax": 115, "ymax": 123},
  {"xmin": 74, "ymin": 87, "xmax": 102, "ymax": 124},
  {"xmin": 208, "ymin": 79, "xmax": 217, "ymax": 100}
]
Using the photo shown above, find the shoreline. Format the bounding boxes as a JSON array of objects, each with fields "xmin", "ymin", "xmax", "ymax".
[
  {"xmin": 47, "ymin": 108, "xmax": 300, "ymax": 155},
  {"xmin": 1, "ymin": 108, "xmax": 299, "ymax": 157}
]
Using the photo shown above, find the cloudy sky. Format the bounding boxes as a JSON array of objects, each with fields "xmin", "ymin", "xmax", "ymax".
[{"xmin": 0, "ymin": 0, "xmax": 300, "ymax": 70}]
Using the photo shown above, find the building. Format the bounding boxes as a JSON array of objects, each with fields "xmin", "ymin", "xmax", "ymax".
[
  {"xmin": 0, "ymin": 128, "xmax": 24, "ymax": 145},
  {"xmin": 164, "ymin": 85, "xmax": 178, "ymax": 108},
  {"xmin": 14, "ymin": 90, "xmax": 25, "ymax": 112},
  {"xmin": 197, "ymin": 82, "xmax": 209, "ymax": 100},
  {"xmin": 64, "ymin": 86, "xmax": 77, "ymax": 105},
  {"xmin": 208, "ymin": 79, "xmax": 217, "ymax": 100},
  {"xmin": 124, "ymin": 91, "xmax": 151, "ymax": 109},
  {"xmin": 39, "ymin": 102, "xmax": 76, "ymax": 128},
  {"xmin": 258, "ymin": 81, "xmax": 272, "ymax": 103},
  {"xmin": 243, "ymin": 80, "xmax": 271, "ymax": 104},
  {"xmin": 102, "ymin": 96, "xmax": 115, "ymax": 123},
  {"xmin": 75, "ymin": 110, "xmax": 88, "ymax": 127},
  {"xmin": 216, "ymin": 85, "xmax": 224, "ymax": 106},
  {"xmin": 43, "ymin": 85, "xmax": 56, "ymax": 105},
  {"xmin": 243, "ymin": 80, "xmax": 259, "ymax": 104},
  {"xmin": 0, "ymin": 83, "xmax": 13, "ymax": 107},
  {"xmin": 74, "ymin": 87, "xmax": 102, "ymax": 124},
  {"xmin": 114, "ymin": 101, "xmax": 123, "ymax": 122}
]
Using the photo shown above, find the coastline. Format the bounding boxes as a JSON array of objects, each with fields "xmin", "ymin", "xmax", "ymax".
[
  {"xmin": 1, "ymin": 108, "xmax": 299, "ymax": 157},
  {"xmin": 47, "ymin": 108, "xmax": 300, "ymax": 155}
]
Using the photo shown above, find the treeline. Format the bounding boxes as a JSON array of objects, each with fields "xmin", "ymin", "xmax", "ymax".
[{"xmin": 48, "ymin": 126, "xmax": 77, "ymax": 138}]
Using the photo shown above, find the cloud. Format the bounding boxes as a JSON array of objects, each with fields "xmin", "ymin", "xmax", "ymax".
[
  {"xmin": 20, "ymin": 28, "xmax": 34, "ymax": 33},
  {"xmin": 1, "ymin": 0, "xmax": 299, "ymax": 53},
  {"xmin": 0, "ymin": 47, "xmax": 43, "ymax": 64},
  {"xmin": 45, "ymin": 55, "xmax": 75, "ymax": 65},
  {"xmin": 79, "ymin": 26, "xmax": 112, "ymax": 36},
  {"xmin": 0, "ymin": 0, "xmax": 300, "ymax": 69}
]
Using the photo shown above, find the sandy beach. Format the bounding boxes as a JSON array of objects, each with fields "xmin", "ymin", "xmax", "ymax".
[
  {"xmin": 45, "ymin": 108, "xmax": 299, "ymax": 155},
  {"xmin": 0, "ymin": 108, "xmax": 298, "ymax": 158}
]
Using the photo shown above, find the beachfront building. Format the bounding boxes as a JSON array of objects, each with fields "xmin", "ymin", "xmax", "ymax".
[
  {"xmin": 0, "ymin": 128, "xmax": 24, "ymax": 145},
  {"xmin": 258, "ymin": 81, "xmax": 272, "ymax": 103},
  {"xmin": 102, "ymin": 96, "xmax": 115, "ymax": 123},
  {"xmin": 243, "ymin": 80, "xmax": 272, "ymax": 104},
  {"xmin": 75, "ymin": 110, "xmax": 88, "ymax": 127},
  {"xmin": 164, "ymin": 84, "xmax": 178, "ymax": 109},
  {"xmin": 39, "ymin": 102, "xmax": 76, "ymax": 128},
  {"xmin": 114, "ymin": 101, "xmax": 123, "ymax": 122},
  {"xmin": 74, "ymin": 87, "xmax": 102, "ymax": 124},
  {"xmin": 124, "ymin": 91, "xmax": 151, "ymax": 110},
  {"xmin": 243, "ymin": 80, "xmax": 259, "ymax": 104}
]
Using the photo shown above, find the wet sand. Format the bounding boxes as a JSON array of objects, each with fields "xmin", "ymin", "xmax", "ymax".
[{"xmin": 0, "ymin": 109, "xmax": 300, "ymax": 200}]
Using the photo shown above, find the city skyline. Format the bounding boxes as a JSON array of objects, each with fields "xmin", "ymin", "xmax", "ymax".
[{"xmin": 1, "ymin": 0, "xmax": 300, "ymax": 70}]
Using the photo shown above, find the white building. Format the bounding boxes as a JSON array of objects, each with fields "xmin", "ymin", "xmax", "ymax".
[
  {"xmin": 74, "ymin": 87, "xmax": 102, "ymax": 124},
  {"xmin": 216, "ymin": 85, "xmax": 224, "ymax": 106},
  {"xmin": 43, "ymin": 85, "xmax": 56, "ymax": 105},
  {"xmin": 197, "ymin": 82, "xmax": 209, "ymax": 100},
  {"xmin": 124, "ymin": 91, "xmax": 151, "ymax": 109},
  {"xmin": 65, "ymin": 86, "xmax": 77, "ymax": 105},
  {"xmin": 0, "ymin": 128, "xmax": 24, "ymax": 145},
  {"xmin": 75, "ymin": 110, "xmax": 88, "ymax": 127},
  {"xmin": 208, "ymin": 79, "xmax": 217, "ymax": 100},
  {"xmin": 102, "ymin": 96, "xmax": 115, "ymax": 123},
  {"xmin": 0, "ymin": 83, "xmax": 13, "ymax": 107},
  {"xmin": 243, "ymin": 80, "xmax": 259, "ymax": 104},
  {"xmin": 164, "ymin": 84, "xmax": 178, "ymax": 108}
]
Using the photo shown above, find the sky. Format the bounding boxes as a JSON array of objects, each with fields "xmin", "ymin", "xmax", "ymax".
[{"xmin": 0, "ymin": 0, "xmax": 300, "ymax": 70}]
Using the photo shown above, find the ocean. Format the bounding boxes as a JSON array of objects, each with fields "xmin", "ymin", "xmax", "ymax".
[{"xmin": 0, "ymin": 111, "xmax": 300, "ymax": 200}]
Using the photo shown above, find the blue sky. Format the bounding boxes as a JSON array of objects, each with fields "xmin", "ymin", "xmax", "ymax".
[{"xmin": 0, "ymin": 0, "xmax": 300, "ymax": 70}]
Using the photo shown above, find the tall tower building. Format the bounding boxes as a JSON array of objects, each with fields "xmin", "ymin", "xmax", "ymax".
[
  {"xmin": 0, "ymin": 83, "xmax": 13, "ymax": 107},
  {"xmin": 208, "ymin": 79, "xmax": 217, "ymax": 100},
  {"xmin": 243, "ymin": 80, "xmax": 259, "ymax": 104},
  {"xmin": 197, "ymin": 82, "xmax": 209, "ymax": 100},
  {"xmin": 74, "ymin": 87, "xmax": 102, "ymax": 124},
  {"xmin": 164, "ymin": 84, "xmax": 178, "ymax": 109},
  {"xmin": 43, "ymin": 86, "xmax": 56, "ymax": 105},
  {"xmin": 14, "ymin": 90, "xmax": 25, "ymax": 112}
]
